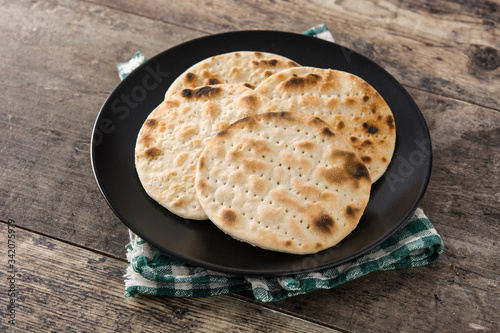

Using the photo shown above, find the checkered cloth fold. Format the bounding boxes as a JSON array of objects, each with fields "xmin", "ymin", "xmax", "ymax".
[{"xmin": 119, "ymin": 25, "xmax": 444, "ymax": 302}]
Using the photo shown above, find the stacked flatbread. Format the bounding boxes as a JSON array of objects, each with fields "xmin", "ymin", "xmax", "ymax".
[
  {"xmin": 135, "ymin": 51, "xmax": 396, "ymax": 254},
  {"xmin": 135, "ymin": 84, "xmax": 277, "ymax": 219},
  {"xmin": 255, "ymin": 67, "xmax": 396, "ymax": 182}
]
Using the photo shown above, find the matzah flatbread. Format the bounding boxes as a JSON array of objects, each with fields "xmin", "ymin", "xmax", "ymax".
[
  {"xmin": 255, "ymin": 67, "xmax": 396, "ymax": 182},
  {"xmin": 135, "ymin": 84, "xmax": 277, "ymax": 220},
  {"xmin": 195, "ymin": 112, "xmax": 371, "ymax": 254},
  {"xmin": 164, "ymin": 51, "xmax": 300, "ymax": 99}
]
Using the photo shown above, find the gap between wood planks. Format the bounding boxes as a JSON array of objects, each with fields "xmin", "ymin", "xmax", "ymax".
[
  {"xmin": 0, "ymin": 218, "xmax": 126, "ymax": 262},
  {"xmin": 0, "ymin": 218, "xmax": 353, "ymax": 332},
  {"xmin": 404, "ymin": 85, "xmax": 500, "ymax": 113},
  {"xmin": 230, "ymin": 292, "xmax": 357, "ymax": 333},
  {"xmin": 80, "ymin": 0, "xmax": 211, "ymax": 36},
  {"xmin": 81, "ymin": 0, "xmax": 500, "ymax": 113}
]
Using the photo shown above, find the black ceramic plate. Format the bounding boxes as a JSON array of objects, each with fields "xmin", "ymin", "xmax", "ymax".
[{"xmin": 91, "ymin": 31, "xmax": 432, "ymax": 275}]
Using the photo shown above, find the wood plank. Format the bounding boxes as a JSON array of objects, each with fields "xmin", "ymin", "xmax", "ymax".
[
  {"xmin": 0, "ymin": 0, "xmax": 206, "ymax": 256},
  {"xmin": 88, "ymin": 0, "xmax": 500, "ymax": 110},
  {"xmin": 0, "ymin": 222, "xmax": 342, "ymax": 332},
  {"xmin": 0, "ymin": 0, "xmax": 499, "ymax": 332}
]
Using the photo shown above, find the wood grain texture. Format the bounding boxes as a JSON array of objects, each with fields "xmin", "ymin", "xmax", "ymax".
[
  {"xmin": 88, "ymin": 0, "xmax": 500, "ymax": 110},
  {"xmin": 0, "ymin": 0, "xmax": 205, "ymax": 256},
  {"xmin": 0, "ymin": 0, "xmax": 499, "ymax": 332},
  {"xmin": 0, "ymin": 223, "xmax": 342, "ymax": 333}
]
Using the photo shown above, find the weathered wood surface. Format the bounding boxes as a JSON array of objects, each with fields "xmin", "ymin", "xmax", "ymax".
[
  {"xmin": 0, "ymin": 0, "xmax": 499, "ymax": 332},
  {"xmin": 0, "ymin": 0, "xmax": 204, "ymax": 255},
  {"xmin": 89, "ymin": 0, "xmax": 500, "ymax": 110},
  {"xmin": 0, "ymin": 223, "xmax": 342, "ymax": 333}
]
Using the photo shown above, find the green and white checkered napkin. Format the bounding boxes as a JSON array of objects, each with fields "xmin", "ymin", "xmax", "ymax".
[{"xmin": 120, "ymin": 25, "xmax": 444, "ymax": 302}]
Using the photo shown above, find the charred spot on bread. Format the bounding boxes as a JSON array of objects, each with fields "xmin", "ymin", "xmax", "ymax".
[
  {"xmin": 313, "ymin": 214, "xmax": 335, "ymax": 235},
  {"xmin": 205, "ymin": 78, "xmax": 220, "ymax": 85},
  {"xmin": 195, "ymin": 86, "xmax": 221, "ymax": 98},
  {"xmin": 351, "ymin": 162, "xmax": 370, "ymax": 181},
  {"xmin": 344, "ymin": 204, "xmax": 361, "ymax": 221},
  {"xmin": 220, "ymin": 208, "xmax": 239, "ymax": 226},
  {"xmin": 144, "ymin": 147, "xmax": 161, "ymax": 159},
  {"xmin": 181, "ymin": 89, "xmax": 193, "ymax": 98},
  {"xmin": 362, "ymin": 122, "xmax": 379, "ymax": 134},
  {"xmin": 386, "ymin": 115, "xmax": 395, "ymax": 129},
  {"xmin": 184, "ymin": 72, "xmax": 196, "ymax": 82},
  {"xmin": 283, "ymin": 74, "xmax": 320, "ymax": 89},
  {"xmin": 145, "ymin": 119, "xmax": 157, "ymax": 127},
  {"xmin": 322, "ymin": 127, "xmax": 336, "ymax": 137},
  {"xmin": 361, "ymin": 139, "xmax": 372, "ymax": 146},
  {"xmin": 181, "ymin": 86, "xmax": 222, "ymax": 99},
  {"xmin": 251, "ymin": 59, "xmax": 279, "ymax": 67}
]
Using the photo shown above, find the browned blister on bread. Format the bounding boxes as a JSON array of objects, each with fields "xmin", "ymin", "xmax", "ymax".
[
  {"xmin": 164, "ymin": 51, "xmax": 300, "ymax": 99},
  {"xmin": 195, "ymin": 112, "xmax": 371, "ymax": 254},
  {"xmin": 255, "ymin": 67, "xmax": 396, "ymax": 182}
]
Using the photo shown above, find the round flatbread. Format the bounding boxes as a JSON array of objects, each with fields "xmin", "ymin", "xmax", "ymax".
[
  {"xmin": 135, "ymin": 84, "xmax": 277, "ymax": 220},
  {"xmin": 255, "ymin": 67, "xmax": 396, "ymax": 182},
  {"xmin": 164, "ymin": 51, "xmax": 300, "ymax": 99},
  {"xmin": 195, "ymin": 112, "xmax": 372, "ymax": 254}
]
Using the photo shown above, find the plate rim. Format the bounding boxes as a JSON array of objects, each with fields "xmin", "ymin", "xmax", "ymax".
[{"xmin": 90, "ymin": 30, "xmax": 432, "ymax": 276}]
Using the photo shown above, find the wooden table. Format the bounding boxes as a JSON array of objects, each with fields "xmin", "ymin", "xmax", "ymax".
[{"xmin": 1, "ymin": 0, "xmax": 498, "ymax": 332}]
